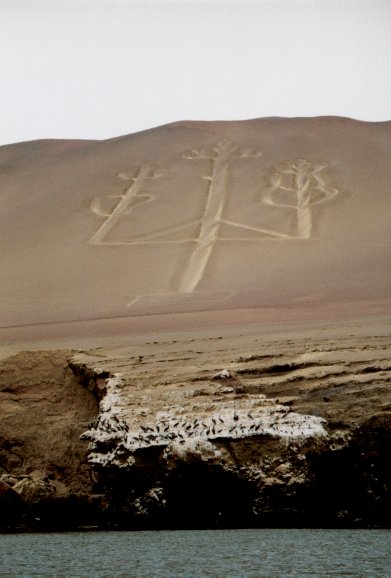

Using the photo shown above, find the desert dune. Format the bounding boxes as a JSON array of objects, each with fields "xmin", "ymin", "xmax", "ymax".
[{"xmin": 0, "ymin": 117, "xmax": 390, "ymax": 340}]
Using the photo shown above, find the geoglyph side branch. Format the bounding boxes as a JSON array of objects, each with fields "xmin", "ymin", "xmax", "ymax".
[
  {"xmin": 90, "ymin": 163, "xmax": 166, "ymax": 245},
  {"xmin": 262, "ymin": 158, "xmax": 339, "ymax": 239}
]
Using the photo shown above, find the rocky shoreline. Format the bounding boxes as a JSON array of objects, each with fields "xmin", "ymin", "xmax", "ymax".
[{"xmin": 1, "ymin": 322, "xmax": 390, "ymax": 531}]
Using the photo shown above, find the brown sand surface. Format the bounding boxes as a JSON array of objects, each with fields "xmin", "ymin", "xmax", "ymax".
[{"xmin": 1, "ymin": 117, "xmax": 390, "ymax": 343}]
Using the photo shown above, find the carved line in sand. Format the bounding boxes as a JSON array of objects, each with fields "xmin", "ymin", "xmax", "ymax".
[
  {"xmin": 89, "ymin": 141, "xmax": 339, "ymax": 295},
  {"xmin": 178, "ymin": 139, "xmax": 263, "ymax": 292}
]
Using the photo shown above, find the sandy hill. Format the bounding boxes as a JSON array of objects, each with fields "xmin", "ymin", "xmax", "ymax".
[{"xmin": 1, "ymin": 117, "xmax": 390, "ymax": 341}]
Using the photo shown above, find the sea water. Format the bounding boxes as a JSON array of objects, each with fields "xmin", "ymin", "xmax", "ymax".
[{"xmin": 0, "ymin": 529, "xmax": 390, "ymax": 577}]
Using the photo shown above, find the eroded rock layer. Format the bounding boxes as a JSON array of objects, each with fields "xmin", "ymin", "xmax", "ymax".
[
  {"xmin": 65, "ymin": 326, "xmax": 390, "ymax": 529},
  {"xmin": 2, "ymin": 324, "xmax": 387, "ymax": 530},
  {"xmin": 0, "ymin": 351, "xmax": 101, "ymax": 530}
]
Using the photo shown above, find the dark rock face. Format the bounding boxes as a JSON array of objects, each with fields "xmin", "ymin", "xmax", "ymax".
[
  {"xmin": 307, "ymin": 416, "xmax": 391, "ymax": 528},
  {"xmin": 88, "ymin": 422, "xmax": 391, "ymax": 530},
  {"xmin": 0, "ymin": 479, "xmax": 23, "ymax": 529},
  {"xmin": 0, "ymin": 351, "xmax": 100, "ymax": 531}
]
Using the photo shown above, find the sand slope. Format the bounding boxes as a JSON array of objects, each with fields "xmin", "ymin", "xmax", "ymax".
[{"xmin": 1, "ymin": 117, "xmax": 390, "ymax": 338}]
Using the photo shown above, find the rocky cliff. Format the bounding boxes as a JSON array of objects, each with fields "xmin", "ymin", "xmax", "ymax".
[
  {"xmin": 1, "ymin": 321, "xmax": 390, "ymax": 530},
  {"xmin": 0, "ymin": 350, "xmax": 100, "ymax": 530}
]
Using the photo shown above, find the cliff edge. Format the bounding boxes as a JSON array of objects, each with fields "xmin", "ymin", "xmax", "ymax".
[{"xmin": 1, "ymin": 319, "xmax": 390, "ymax": 530}]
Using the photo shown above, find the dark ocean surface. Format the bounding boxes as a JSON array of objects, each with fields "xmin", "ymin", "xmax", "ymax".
[{"xmin": 1, "ymin": 529, "xmax": 390, "ymax": 577}]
